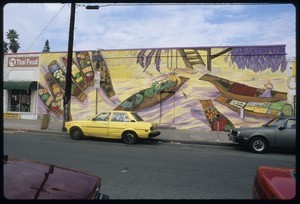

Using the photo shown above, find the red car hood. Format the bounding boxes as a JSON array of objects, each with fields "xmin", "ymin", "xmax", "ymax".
[
  {"xmin": 4, "ymin": 158, "xmax": 100, "ymax": 199},
  {"xmin": 257, "ymin": 166, "xmax": 295, "ymax": 199}
]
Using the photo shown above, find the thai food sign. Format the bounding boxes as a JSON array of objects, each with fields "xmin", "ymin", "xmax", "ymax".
[{"xmin": 8, "ymin": 57, "xmax": 39, "ymax": 67}]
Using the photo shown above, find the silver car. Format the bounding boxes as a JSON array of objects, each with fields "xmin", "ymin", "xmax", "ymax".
[{"xmin": 228, "ymin": 116, "xmax": 296, "ymax": 153}]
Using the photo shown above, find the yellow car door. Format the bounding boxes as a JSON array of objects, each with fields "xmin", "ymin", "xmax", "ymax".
[
  {"xmin": 108, "ymin": 112, "xmax": 128, "ymax": 138},
  {"xmin": 86, "ymin": 112, "xmax": 110, "ymax": 137}
]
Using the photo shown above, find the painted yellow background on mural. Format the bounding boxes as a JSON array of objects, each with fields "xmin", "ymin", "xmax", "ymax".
[{"xmin": 38, "ymin": 47, "xmax": 293, "ymax": 130}]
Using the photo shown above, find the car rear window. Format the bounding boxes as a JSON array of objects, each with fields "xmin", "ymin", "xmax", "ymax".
[{"xmin": 131, "ymin": 112, "xmax": 143, "ymax": 121}]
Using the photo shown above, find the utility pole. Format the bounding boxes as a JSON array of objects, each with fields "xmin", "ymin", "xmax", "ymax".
[{"xmin": 62, "ymin": 2, "xmax": 76, "ymax": 131}]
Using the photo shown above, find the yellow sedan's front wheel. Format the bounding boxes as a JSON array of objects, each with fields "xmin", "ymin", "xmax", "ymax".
[
  {"xmin": 122, "ymin": 131, "xmax": 138, "ymax": 144},
  {"xmin": 70, "ymin": 127, "xmax": 84, "ymax": 140}
]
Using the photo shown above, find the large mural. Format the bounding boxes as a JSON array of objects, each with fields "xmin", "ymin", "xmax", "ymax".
[{"xmin": 38, "ymin": 45, "xmax": 294, "ymax": 130}]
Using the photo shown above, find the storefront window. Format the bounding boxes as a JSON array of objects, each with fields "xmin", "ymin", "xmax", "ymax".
[{"xmin": 9, "ymin": 89, "xmax": 31, "ymax": 112}]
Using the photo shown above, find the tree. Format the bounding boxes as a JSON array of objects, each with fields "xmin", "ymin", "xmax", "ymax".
[
  {"xmin": 42, "ymin": 39, "xmax": 50, "ymax": 52},
  {"xmin": 6, "ymin": 29, "xmax": 20, "ymax": 53},
  {"xmin": 3, "ymin": 41, "xmax": 8, "ymax": 53}
]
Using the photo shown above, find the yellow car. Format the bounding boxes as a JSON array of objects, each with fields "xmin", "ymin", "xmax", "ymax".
[{"xmin": 65, "ymin": 111, "xmax": 160, "ymax": 144}]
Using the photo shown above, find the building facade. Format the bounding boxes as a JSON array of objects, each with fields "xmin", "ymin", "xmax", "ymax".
[
  {"xmin": 3, "ymin": 45, "xmax": 296, "ymax": 130},
  {"xmin": 3, "ymin": 54, "xmax": 40, "ymax": 119}
]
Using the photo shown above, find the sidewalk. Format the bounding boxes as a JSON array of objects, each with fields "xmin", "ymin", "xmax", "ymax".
[{"xmin": 3, "ymin": 118, "xmax": 233, "ymax": 146}]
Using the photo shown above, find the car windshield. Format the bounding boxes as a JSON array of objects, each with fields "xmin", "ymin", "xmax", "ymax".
[
  {"xmin": 263, "ymin": 117, "xmax": 286, "ymax": 127},
  {"xmin": 93, "ymin": 112, "xmax": 111, "ymax": 121},
  {"xmin": 131, "ymin": 112, "xmax": 143, "ymax": 121}
]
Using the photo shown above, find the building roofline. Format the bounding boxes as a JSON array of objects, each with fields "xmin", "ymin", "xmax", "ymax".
[{"xmin": 4, "ymin": 44, "xmax": 287, "ymax": 55}]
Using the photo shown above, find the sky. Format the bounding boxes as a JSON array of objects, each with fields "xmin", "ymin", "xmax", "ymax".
[{"xmin": 3, "ymin": 3, "xmax": 296, "ymax": 58}]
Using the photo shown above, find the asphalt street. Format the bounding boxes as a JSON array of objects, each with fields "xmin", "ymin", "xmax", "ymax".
[{"xmin": 4, "ymin": 131, "xmax": 296, "ymax": 199}]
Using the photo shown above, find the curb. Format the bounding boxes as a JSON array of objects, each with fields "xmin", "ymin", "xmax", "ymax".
[
  {"xmin": 152, "ymin": 138, "xmax": 234, "ymax": 147},
  {"xmin": 4, "ymin": 128, "xmax": 234, "ymax": 147},
  {"xmin": 4, "ymin": 128, "xmax": 68, "ymax": 135}
]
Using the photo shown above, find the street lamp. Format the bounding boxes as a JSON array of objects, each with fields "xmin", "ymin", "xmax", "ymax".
[
  {"xmin": 86, "ymin": 5, "xmax": 100, "ymax": 9},
  {"xmin": 62, "ymin": 3, "xmax": 100, "ymax": 131}
]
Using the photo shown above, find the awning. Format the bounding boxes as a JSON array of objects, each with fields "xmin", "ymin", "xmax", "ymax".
[{"xmin": 3, "ymin": 81, "xmax": 38, "ymax": 90}]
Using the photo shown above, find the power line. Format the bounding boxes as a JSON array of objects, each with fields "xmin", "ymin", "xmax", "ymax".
[
  {"xmin": 25, "ymin": 4, "xmax": 66, "ymax": 52},
  {"xmin": 98, "ymin": 12, "xmax": 122, "ymax": 49}
]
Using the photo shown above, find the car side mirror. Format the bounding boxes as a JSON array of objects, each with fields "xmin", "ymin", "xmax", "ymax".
[
  {"xmin": 92, "ymin": 118, "xmax": 96, "ymax": 121},
  {"xmin": 278, "ymin": 126, "xmax": 285, "ymax": 130},
  {"xmin": 131, "ymin": 120, "xmax": 136, "ymax": 122}
]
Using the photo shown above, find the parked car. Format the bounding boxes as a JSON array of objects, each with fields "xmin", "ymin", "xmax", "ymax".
[
  {"xmin": 65, "ymin": 111, "xmax": 161, "ymax": 144},
  {"xmin": 228, "ymin": 116, "xmax": 296, "ymax": 153},
  {"xmin": 3, "ymin": 156, "xmax": 107, "ymax": 200},
  {"xmin": 253, "ymin": 166, "xmax": 296, "ymax": 199}
]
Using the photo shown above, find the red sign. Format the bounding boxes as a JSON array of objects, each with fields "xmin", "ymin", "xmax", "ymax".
[{"xmin": 8, "ymin": 57, "xmax": 39, "ymax": 67}]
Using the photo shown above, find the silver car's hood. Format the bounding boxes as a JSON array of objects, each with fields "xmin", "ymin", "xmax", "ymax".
[{"xmin": 233, "ymin": 126, "xmax": 273, "ymax": 132}]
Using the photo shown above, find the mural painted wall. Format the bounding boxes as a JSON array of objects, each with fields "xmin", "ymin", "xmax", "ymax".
[{"xmin": 38, "ymin": 45, "xmax": 294, "ymax": 130}]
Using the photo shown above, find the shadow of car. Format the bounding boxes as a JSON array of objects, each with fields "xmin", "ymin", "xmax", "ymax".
[
  {"xmin": 253, "ymin": 166, "xmax": 296, "ymax": 199},
  {"xmin": 228, "ymin": 116, "xmax": 296, "ymax": 153},
  {"xmin": 3, "ymin": 155, "xmax": 109, "ymax": 200}
]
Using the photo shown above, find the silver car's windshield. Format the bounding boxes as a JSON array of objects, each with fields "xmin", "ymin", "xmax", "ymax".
[{"xmin": 263, "ymin": 117, "xmax": 285, "ymax": 127}]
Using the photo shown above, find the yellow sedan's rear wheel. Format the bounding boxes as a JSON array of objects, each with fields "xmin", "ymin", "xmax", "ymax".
[
  {"xmin": 70, "ymin": 127, "xmax": 84, "ymax": 140},
  {"xmin": 122, "ymin": 131, "xmax": 138, "ymax": 144}
]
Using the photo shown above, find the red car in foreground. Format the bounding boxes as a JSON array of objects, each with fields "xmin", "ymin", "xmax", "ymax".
[
  {"xmin": 253, "ymin": 166, "xmax": 296, "ymax": 200},
  {"xmin": 4, "ymin": 156, "xmax": 107, "ymax": 200}
]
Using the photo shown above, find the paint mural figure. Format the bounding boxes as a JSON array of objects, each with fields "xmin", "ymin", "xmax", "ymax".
[
  {"xmin": 200, "ymin": 99, "xmax": 235, "ymax": 131},
  {"xmin": 91, "ymin": 51, "xmax": 116, "ymax": 98},
  {"xmin": 75, "ymin": 51, "xmax": 94, "ymax": 87},
  {"xmin": 38, "ymin": 84, "xmax": 63, "ymax": 117},
  {"xmin": 199, "ymin": 74, "xmax": 287, "ymax": 103},
  {"xmin": 115, "ymin": 74, "xmax": 189, "ymax": 111},
  {"xmin": 136, "ymin": 49, "xmax": 162, "ymax": 72},
  {"xmin": 215, "ymin": 95, "xmax": 293, "ymax": 118},
  {"xmin": 259, "ymin": 80, "xmax": 273, "ymax": 98},
  {"xmin": 62, "ymin": 57, "xmax": 88, "ymax": 92}
]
